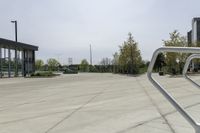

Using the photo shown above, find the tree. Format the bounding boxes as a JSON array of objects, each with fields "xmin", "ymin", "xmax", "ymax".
[
  {"xmin": 35, "ymin": 59, "xmax": 44, "ymax": 71},
  {"xmin": 47, "ymin": 58, "xmax": 60, "ymax": 71},
  {"xmin": 163, "ymin": 30, "xmax": 187, "ymax": 74},
  {"xmin": 79, "ymin": 59, "xmax": 89, "ymax": 72},
  {"xmin": 100, "ymin": 58, "xmax": 111, "ymax": 66},
  {"xmin": 98, "ymin": 58, "xmax": 112, "ymax": 72},
  {"xmin": 118, "ymin": 33, "xmax": 142, "ymax": 74},
  {"xmin": 89, "ymin": 65, "xmax": 98, "ymax": 72}
]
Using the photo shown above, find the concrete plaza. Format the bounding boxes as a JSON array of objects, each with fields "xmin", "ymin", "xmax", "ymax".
[{"xmin": 0, "ymin": 73, "xmax": 200, "ymax": 133}]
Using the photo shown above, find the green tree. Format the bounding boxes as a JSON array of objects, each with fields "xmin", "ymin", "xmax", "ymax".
[
  {"xmin": 79, "ymin": 59, "xmax": 89, "ymax": 72},
  {"xmin": 35, "ymin": 59, "xmax": 44, "ymax": 71},
  {"xmin": 99, "ymin": 58, "xmax": 112, "ymax": 72},
  {"xmin": 89, "ymin": 65, "xmax": 97, "ymax": 72},
  {"xmin": 163, "ymin": 30, "xmax": 187, "ymax": 74},
  {"xmin": 47, "ymin": 58, "xmax": 60, "ymax": 71},
  {"xmin": 118, "ymin": 33, "xmax": 142, "ymax": 74}
]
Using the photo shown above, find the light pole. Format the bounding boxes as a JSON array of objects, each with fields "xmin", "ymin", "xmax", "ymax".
[
  {"xmin": 11, "ymin": 20, "xmax": 18, "ymax": 76},
  {"xmin": 11, "ymin": 20, "xmax": 17, "ymax": 42}
]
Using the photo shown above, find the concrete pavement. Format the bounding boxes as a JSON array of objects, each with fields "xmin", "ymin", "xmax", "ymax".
[{"xmin": 0, "ymin": 73, "xmax": 200, "ymax": 133}]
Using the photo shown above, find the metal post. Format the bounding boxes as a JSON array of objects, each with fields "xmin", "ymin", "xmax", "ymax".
[
  {"xmin": 15, "ymin": 21, "xmax": 18, "ymax": 76},
  {"xmin": 183, "ymin": 54, "xmax": 200, "ymax": 89},
  {"xmin": 11, "ymin": 20, "xmax": 18, "ymax": 42},
  {"xmin": 22, "ymin": 50, "xmax": 25, "ymax": 77},
  {"xmin": 0, "ymin": 47, "xmax": 2, "ymax": 78},
  {"xmin": 8, "ymin": 48, "xmax": 11, "ymax": 78},
  {"xmin": 32, "ymin": 50, "xmax": 35, "ymax": 73},
  {"xmin": 147, "ymin": 47, "xmax": 200, "ymax": 133},
  {"xmin": 14, "ymin": 21, "xmax": 17, "ymax": 42},
  {"xmin": 11, "ymin": 20, "xmax": 18, "ymax": 77},
  {"xmin": 15, "ymin": 49, "xmax": 18, "ymax": 77},
  {"xmin": 27, "ymin": 50, "xmax": 29, "ymax": 76}
]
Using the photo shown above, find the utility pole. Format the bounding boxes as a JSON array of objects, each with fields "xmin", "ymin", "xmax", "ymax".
[
  {"xmin": 11, "ymin": 20, "xmax": 18, "ymax": 77},
  {"xmin": 90, "ymin": 44, "xmax": 92, "ymax": 65}
]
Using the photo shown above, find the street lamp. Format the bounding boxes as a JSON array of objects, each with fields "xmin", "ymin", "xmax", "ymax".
[
  {"xmin": 11, "ymin": 20, "xmax": 17, "ymax": 42},
  {"xmin": 11, "ymin": 20, "xmax": 18, "ymax": 76}
]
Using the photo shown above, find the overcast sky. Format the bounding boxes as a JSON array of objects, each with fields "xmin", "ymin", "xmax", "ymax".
[{"xmin": 0, "ymin": 0, "xmax": 200, "ymax": 64}]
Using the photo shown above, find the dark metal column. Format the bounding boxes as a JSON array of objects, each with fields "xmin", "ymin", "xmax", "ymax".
[
  {"xmin": 22, "ymin": 50, "xmax": 26, "ymax": 77},
  {"xmin": 27, "ymin": 50, "xmax": 29, "ymax": 76},
  {"xmin": 8, "ymin": 48, "xmax": 11, "ymax": 78},
  {"xmin": 0, "ymin": 47, "xmax": 2, "ymax": 78},
  {"xmin": 11, "ymin": 20, "xmax": 18, "ymax": 77},
  {"xmin": 14, "ymin": 21, "xmax": 18, "ymax": 43},
  {"xmin": 32, "ymin": 51, "xmax": 35, "ymax": 73},
  {"xmin": 21, "ymin": 50, "xmax": 24, "ymax": 76},
  {"xmin": 14, "ymin": 21, "xmax": 18, "ymax": 77},
  {"xmin": 15, "ymin": 49, "xmax": 18, "ymax": 77}
]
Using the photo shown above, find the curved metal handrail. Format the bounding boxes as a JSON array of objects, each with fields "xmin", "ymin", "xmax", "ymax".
[
  {"xmin": 183, "ymin": 54, "xmax": 200, "ymax": 89},
  {"xmin": 147, "ymin": 47, "xmax": 200, "ymax": 133}
]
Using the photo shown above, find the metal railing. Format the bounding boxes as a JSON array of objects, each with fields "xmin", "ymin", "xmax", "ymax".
[
  {"xmin": 183, "ymin": 54, "xmax": 200, "ymax": 89},
  {"xmin": 147, "ymin": 47, "xmax": 200, "ymax": 133}
]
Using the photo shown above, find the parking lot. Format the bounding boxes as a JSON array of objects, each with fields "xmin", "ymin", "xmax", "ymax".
[{"xmin": 0, "ymin": 73, "xmax": 200, "ymax": 133}]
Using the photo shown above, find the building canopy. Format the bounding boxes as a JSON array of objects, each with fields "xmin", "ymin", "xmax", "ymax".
[{"xmin": 0, "ymin": 38, "xmax": 38, "ymax": 51}]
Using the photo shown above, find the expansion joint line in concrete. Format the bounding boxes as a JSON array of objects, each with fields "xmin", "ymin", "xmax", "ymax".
[
  {"xmin": 116, "ymin": 100, "xmax": 200, "ymax": 133},
  {"xmin": 44, "ymin": 88, "xmax": 107, "ymax": 133},
  {"xmin": 135, "ymin": 78, "xmax": 176, "ymax": 133}
]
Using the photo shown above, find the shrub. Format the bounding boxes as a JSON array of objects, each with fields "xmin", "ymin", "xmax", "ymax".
[{"xmin": 31, "ymin": 71, "xmax": 59, "ymax": 77}]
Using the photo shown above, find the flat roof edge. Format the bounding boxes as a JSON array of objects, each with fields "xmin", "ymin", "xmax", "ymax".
[{"xmin": 0, "ymin": 38, "xmax": 38, "ymax": 51}]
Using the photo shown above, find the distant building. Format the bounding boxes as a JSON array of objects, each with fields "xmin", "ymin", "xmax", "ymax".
[{"xmin": 188, "ymin": 17, "xmax": 200, "ymax": 46}]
